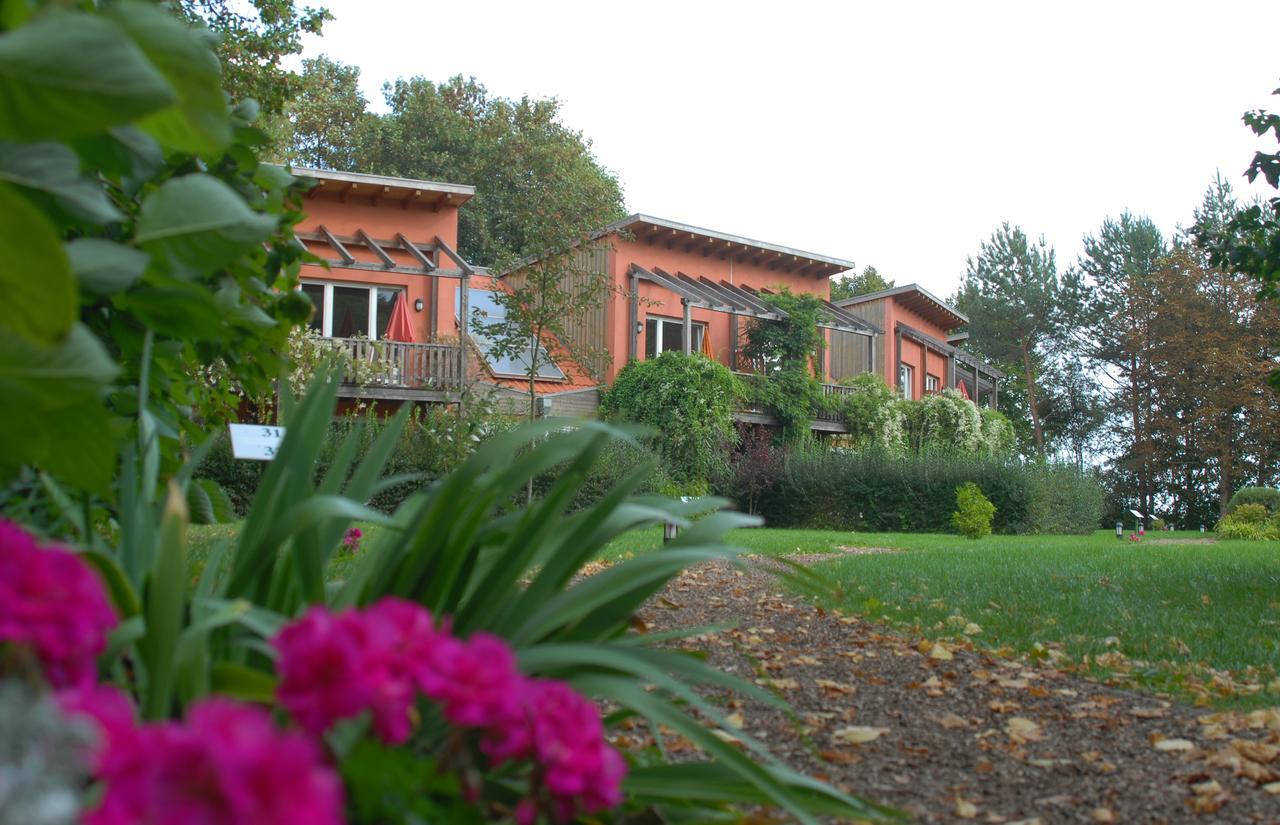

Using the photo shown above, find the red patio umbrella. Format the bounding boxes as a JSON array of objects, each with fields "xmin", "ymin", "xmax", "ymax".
[{"xmin": 383, "ymin": 291, "xmax": 416, "ymax": 343}]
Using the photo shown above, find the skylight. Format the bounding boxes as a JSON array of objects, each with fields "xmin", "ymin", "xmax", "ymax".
[{"xmin": 457, "ymin": 288, "xmax": 567, "ymax": 381}]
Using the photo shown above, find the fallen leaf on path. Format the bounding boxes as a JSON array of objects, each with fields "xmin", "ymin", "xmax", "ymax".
[
  {"xmin": 988, "ymin": 699, "xmax": 1021, "ymax": 713},
  {"xmin": 1153, "ymin": 737, "xmax": 1196, "ymax": 752},
  {"xmin": 1090, "ymin": 808, "xmax": 1115, "ymax": 823},
  {"xmin": 1130, "ymin": 706, "xmax": 1167, "ymax": 719},
  {"xmin": 937, "ymin": 712, "xmax": 970, "ymax": 730},
  {"xmin": 815, "ymin": 678, "xmax": 856, "ymax": 696},
  {"xmin": 833, "ymin": 725, "xmax": 888, "ymax": 744},
  {"xmin": 725, "ymin": 712, "xmax": 744, "ymax": 730},
  {"xmin": 1263, "ymin": 781, "xmax": 1280, "ymax": 795},
  {"xmin": 1005, "ymin": 717, "xmax": 1044, "ymax": 744},
  {"xmin": 954, "ymin": 796, "xmax": 977, "ymax": 819}
]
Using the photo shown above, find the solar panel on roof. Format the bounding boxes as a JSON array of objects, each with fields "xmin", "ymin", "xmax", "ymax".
[{"xmin": 456, "ymin": 288, "xmax": 566, "ymax": 381}]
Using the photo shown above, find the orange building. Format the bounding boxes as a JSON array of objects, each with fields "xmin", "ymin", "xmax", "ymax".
[{"xmin": 290, "ymin": 167, "xmax": 1000, "ymax": 425}]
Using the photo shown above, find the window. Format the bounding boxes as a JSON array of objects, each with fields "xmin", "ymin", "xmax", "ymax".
[
  {"xmin": 925, "ymin": 374, "xmax": 939, "ymax": 394},
  {"xmin": 457, "ymin": 287, "xmax": 566, "ymax": 380},
  {"xmin": 899, "ymin": 363, "xmax": 914, "ymax": 399},
  {"xmin": 301, "ymin": 281, "xmax": 404, "ymax": 340},
  {"xmin": 644, "ymin": 316, "xmax": 706, "ymax": 359}
]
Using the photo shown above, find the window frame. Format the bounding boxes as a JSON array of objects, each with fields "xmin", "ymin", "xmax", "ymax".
[
  {"xmin": 645, "ymin": 315, "xmax": 707, "ymax": 359},
  {"xmin": 899, "ymin": 363, "xmax": 915, "ymax": 400},
  {"xmin": 925, "ymin": 373, "xmax": 940, "ymax": 394},
  {"xmin": 300, "ymin": 279, "xmax": 404, "ymax": 341}
]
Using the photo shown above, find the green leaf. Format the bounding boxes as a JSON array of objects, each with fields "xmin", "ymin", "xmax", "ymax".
[
  {"xmin": 210, "ymin": 662, "xmax": 277, "ymax": 704},
  {"xmin": 135, "ymin": 174, "xmax": 275, "ymax": 272},
  {"xmin": 81, "ymin": 551, "xmax": 142, "ymax": 618},
  {"xmin": 67, "ymin": 239, "xmax": 149, "ymax": 296},
  {"xmin": 0, "ymin": 141, "xmax": 123, "ymax": 223},
  {"xmin": 138, "ymin": 483, "xmax": 188, "ymax": 720},
  {"xmin": 105, "ymin": 3, "xmax": 231, "ymax": 155},
  {"xmin": 0, "ymin": 11, "xmax": 175, "ymax": 141},
  {"xmin": 0, "ymin": 324, "xmax": 119, "ymax": 492},
  {"xmin": 0, "ymin": 183, "xmax": 75, "ymax": 344}
]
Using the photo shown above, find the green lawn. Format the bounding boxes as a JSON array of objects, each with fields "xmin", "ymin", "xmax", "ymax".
[
  {"xmin": 816, "ymin": 530, "xmax": 1280, "ymax": 708},
  {"xmin": 188, "ymin": 522, "xmax": 1279, "ymax": 707}
]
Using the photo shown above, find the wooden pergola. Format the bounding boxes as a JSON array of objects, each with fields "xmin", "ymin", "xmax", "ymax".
[
  {"xmin": 627, "ymin": 264, "xmax": 880, "ymax": 374},
  {"xmin": 298, "ymin": 227, "xmax": 476, "ymax": 412}
]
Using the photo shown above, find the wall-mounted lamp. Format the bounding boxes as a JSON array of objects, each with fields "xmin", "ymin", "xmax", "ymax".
[
  {"xmin": 414, "ymin": 298, "xmax": 425, "ymax": 312},
  {"xmin": 634, "ymin": 322, "xmax": 643, "ymax": 335}
]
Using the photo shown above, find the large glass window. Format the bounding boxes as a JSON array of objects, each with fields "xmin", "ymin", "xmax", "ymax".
[
  {"xmin": 644, "ymin": 316, "xmax": 706, "ymax": 358},
  {"xmin": 300, "ymin": 281, "xmax": 404, "ymax": 340},
  {"xmin": 301, "ymin": 283, "xmax": 325, "ymax": 332}
]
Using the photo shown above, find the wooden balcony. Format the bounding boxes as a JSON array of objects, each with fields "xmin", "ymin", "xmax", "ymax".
[
  {"xmin": 317, "ymin": 337, "xmax": 463, "ymax": 401},
  {"xmin": 732, "ymin": 372, "xmax": 851, "ymax": 434}
]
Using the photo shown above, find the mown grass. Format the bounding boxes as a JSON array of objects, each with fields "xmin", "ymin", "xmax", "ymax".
[
  {"xmin": 815, "ymin": 530, "xmax": 1280, "ymax": 708},
  {"xmin": 188, "ymin": 522, "xmax": 1279, "ymax": 707}
]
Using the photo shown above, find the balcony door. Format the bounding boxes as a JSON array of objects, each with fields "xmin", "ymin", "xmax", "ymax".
[{"xmin": 302, "ymin": 281, "xmax": 403, "ymax": 340}]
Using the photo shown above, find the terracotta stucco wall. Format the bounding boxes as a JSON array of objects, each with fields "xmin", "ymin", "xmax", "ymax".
[
  {"xmin": 601, "ymin": 234, "xmax": 838, "ymax": 382},
  {"xmin": 296, "ymin": 194, "xmax": 463, "ymax": 342},
  {"xmin": 882, "ymin": 299, "xmax": 955, "ymax": 395}
]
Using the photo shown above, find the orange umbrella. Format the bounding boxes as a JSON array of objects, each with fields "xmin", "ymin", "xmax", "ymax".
[{"xmin": 383, "ymin": 291, "xmax": 415, "ymax": 343}]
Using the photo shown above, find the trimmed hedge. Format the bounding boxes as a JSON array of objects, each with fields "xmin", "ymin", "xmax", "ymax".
[{"xmin": 752, "ymin": 449, "xmax": 1103, "ymax": 535}]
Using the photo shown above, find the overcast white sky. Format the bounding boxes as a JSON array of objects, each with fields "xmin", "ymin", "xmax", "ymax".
[{"xmin": 300, "ymin": 1, "xmax": 1280, "ymax": 297}]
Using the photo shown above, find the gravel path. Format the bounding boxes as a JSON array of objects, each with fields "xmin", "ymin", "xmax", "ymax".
[{"xmin": 634, "ymin": 559, "xmax": 1280, "ymax": 824}]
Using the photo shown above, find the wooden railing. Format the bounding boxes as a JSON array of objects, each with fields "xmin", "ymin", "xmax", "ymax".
[
  {"xmin": 318, "ymin": 337, "xmax": 462, "ymax": 389},
  {"xmin": 733, "ymin": 371, "xmax": 851, "ymax": 426}
]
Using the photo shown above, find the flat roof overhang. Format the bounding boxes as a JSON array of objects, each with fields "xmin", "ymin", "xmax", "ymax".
[{"xmin": 287, "ymin": 167, "xmax": 475, "ymax": 211}]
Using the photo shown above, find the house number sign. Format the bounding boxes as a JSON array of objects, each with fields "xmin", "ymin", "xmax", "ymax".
[{"xmin": 228, "ymin": 424, "xmax": 286, "ymax": 461}]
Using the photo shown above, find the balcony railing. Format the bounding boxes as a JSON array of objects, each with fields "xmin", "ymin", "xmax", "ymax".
[
  {"xmin": 733, "ymin": 371, "xmax": 852, "ymax": 428},
  {"xmin": 317, "ymin": 337, "xmax": 462, "ymax": 390}
]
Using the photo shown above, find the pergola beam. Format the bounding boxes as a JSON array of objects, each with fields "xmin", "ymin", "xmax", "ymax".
[
  {"xmin": 356, "ymin": 229, "xmax": 396, "ymax": 268},
  {"xmin": 317, "ymin": 224, "xmax": 355, "ymax": 264},
  {"xmin": 395, "ymin": 233, "xmax": 437, "ymax": 272}
]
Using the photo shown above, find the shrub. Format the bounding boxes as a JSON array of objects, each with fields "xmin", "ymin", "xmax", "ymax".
[
  {"xmin": 908, "ymin": 389, "xmax": 983, "ymax": 454},
  {"xmin": 1151, "ymin": 517, "xmax": 1167, "ymax": 531},
  {"xmin": 756, "ymin": 449, "xmax": 1102, "ymax": 535},
  {"xmin": 1228, "ymin": 486, "xmax": 1280, "ymax": 515},
  {"xmin": 599, "ymin": 352, "xmax": 741, "ymax": 486},
  {"xmin": 952, "ymin": 482, "xmax": 995, "ymax": 539},
  {"xmin": 1230, "ymin": 503, "xmax": 1270, "ymax": 525},
  {"xmin": 721, "ymin": 424, "xmax": 789, "ymax": 515},
  {"xmin": 1215, "ymin": 514, "xmax": 1264, "ymax": 540},
  {"xmin": 978, "ymin": 408, "xmax": 1016, "ymax": 457},
  {"xmin": 833, "ymin": 374, "xmax": 907, "ymax": 453},
  {"xmin": 534, "ymin": 438, "xmax": 674, "ymax": 511}
]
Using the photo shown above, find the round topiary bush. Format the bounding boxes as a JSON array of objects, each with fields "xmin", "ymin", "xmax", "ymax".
[{"xmin": 1227, "ymin": 486, "xmax": 1280, "ymax": 515}]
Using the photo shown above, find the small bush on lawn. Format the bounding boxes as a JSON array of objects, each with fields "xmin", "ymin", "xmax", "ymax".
[
  {"xmin": 721, "ymin": 424, "xmax": 789, "ymax": 515},
  {"xmin": 755, "ymin": 449, "xmax": 1102, "ymax": 534},
  {"xmin": 1228, "ymin": 486, "xmax": 1280, "ymax": 516},
  {"xmin": 1215, "ymin": 504, "xmax": 1280, "ymax": 541},
  {"xmin": 952, "ymin": 482, "xmax": 995, "ymax": 539}
]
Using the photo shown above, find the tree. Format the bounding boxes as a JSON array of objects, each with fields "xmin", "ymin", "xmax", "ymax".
[
  {"xmin": 173, "ymin": 0, "xmax": 331, "ymax": 116},
  {"xmin": 830, "ymin": 265, "xmax": 893, "ymax": 302},
  {"xmin": 953, "ymin": 224, "xmax": 1067, "ymax": 455},
  {"xmin": 1075, "ymin": 212, "xmax": 1167, "ymax": 522},
  {"xmin": 276, "ymin": 56, "xmax": 373, "ymax": 170},
  {"xmin": 1198, "ymin": 81, "xmax": 1280, "ymax": 389},
  {"xmin": 294, "ymin": 71, "xmax": 627, "ymax": 268}
]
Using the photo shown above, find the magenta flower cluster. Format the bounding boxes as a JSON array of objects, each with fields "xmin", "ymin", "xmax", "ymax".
[
  {"xmin": 273, "ymin": 599, "xmax": 626, "ymax": 821},
  {"xmin": 60, "ymin": 687, "xmax": 344, "ymax": 825},
  {"xmin": 342, "ymin": 526, "xmax": 363, "ymax": 552},
  {"xmin": 0, "ymin": 520, "xmax": 117, "ymax": 688}
]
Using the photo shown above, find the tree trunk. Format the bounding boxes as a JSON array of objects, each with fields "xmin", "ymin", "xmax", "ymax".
[
  {"xmin": 1126, "ymin": 354, "xmax": 1150, "ymax": 528},
  {"xmin": 1020, "ymin": 342, "xmax": 1045, "ymax": 455}
]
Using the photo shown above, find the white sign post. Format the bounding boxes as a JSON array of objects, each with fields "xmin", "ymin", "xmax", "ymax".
[{"xmin": 228, "ymin": 424, "xmax": 286, "ymax": 461}]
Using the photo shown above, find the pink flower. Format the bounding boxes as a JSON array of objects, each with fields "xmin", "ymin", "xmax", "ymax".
[
  {"xmin": 272, "ymin": 606, "xmax": 371, "ymax": 737},
  {"xmin": 355, "ymin": 598, "xmax": 441, "ymax": 744},
  {"xmin": 422, "ymin": 632, "xmax": 524, "ymax": 729},
  {"xmin": 342, "ymin": 527, "xmax": 363, "ymax": 552},
  {"xmin": 86, "ymin": 698, "xmax": 344, "ymax": 825},
  {"xmin": 56, "ymin": 684, "xmax": 137, "ymax": 774},
  {"xmin": 0, "ymin": 520, "xmax": 117, "ymax": 688},
  {"xmin": 525, "ymin": 680, "xmax": 626, "ymax": 813}
]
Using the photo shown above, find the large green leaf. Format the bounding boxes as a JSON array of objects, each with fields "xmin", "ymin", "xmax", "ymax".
[
  {"xmin": 0, "ymin": 324, "xmax": 119, "ymax": 491},
  {"xmin": 135, "ymin": 174, "xmax": 275, "ymax": 272},
  {"xmin": 0, "ymin": 141, "xmax": 122, "ymax": 223},
  {"xmin": 0, "ymin": 183, "xmax": 75, "ymax": 344},
  {"xmin": 67, "ymin": 239, "xmax": 150, "ymax": 296},
  {"xmin": 106, "ymin": 3, "xmax": 231, "ymax": 155},
  {"xmin": 0, "ymin": 12, "xmax": 175, "ymax": 141}
]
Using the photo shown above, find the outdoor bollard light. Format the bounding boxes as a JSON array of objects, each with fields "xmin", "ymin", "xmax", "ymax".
[{"xmin": 1115, "ymin": 521, "xmax": 1124, "ymax": 539}]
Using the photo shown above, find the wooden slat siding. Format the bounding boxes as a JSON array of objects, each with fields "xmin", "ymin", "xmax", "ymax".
[
  {"xmin": 317, "ymin": 338, "xmax": 461, "ymax": 389},
  {"xmin": 828, "ymin": 300, "xmax": 885, "ymax": 382},
  {"xmin": 504, "ymin": 243, "xmax": 610, "ymax": 379}
]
